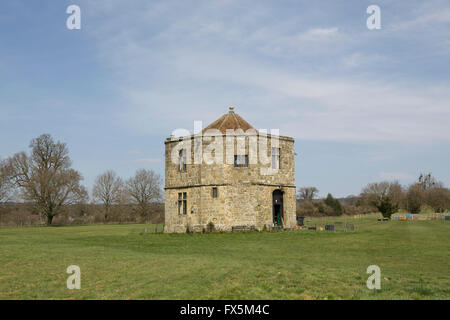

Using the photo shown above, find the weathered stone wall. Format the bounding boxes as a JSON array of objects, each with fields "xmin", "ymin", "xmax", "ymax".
[{"xmin": 164, "ymin": 133, "xmax": 296, "ymax": 233}]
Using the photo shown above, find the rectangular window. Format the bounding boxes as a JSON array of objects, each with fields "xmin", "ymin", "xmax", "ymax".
[
  {"xmin": 212, "ymin": 187, "xmax": 218, "ymax": 198},
  {"xmin": 178, "ymin": 193, "xmax": 183, "ymax": 214},
  {"xmin": 272, "ymin": 147, "xmax": 280, "ymax": 169},
  {"xmin": 234, "ymin": 155, "xmax": 248, "ymax": 167},
  {"xmin": 178, "ymin": 149, "xmax": 187, "ymax": 172},
  {"xmin": 178, "ymin": 192, "xmax": 187, "ymax": 214}
]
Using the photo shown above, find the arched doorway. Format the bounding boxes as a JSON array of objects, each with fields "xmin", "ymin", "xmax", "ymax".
[{"xmin": 272, "ymin": 189, "xmax": 284, "ymax": 227}]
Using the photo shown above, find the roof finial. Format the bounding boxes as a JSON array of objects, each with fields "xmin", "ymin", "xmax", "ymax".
[{"xmin": 229, "ymin": 105, "xmax": 234, "ymax": 113}]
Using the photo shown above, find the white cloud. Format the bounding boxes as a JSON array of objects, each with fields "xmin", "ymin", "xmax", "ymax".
[
  {"xmin": 134, "ymin": 158, "xmax": 162, "ymax": 164},
  {"xmin": 304, "ymin": 27, "xmax": 339, "ymax": 37},
  {"xmin": 378, "ymin": 172, "xmax": 414, "ymax": 181},
  {"xmin": 390, "ymin": 8, "xmax": 450, "ymax": 31},
  {"xmin": 163, "ymin": 49, "xmax": 450, "ymax": 143},
  {"xmin": 341, "ymin": 52, "xmax": 389, "ymax": 68},
  {"xmin": 83, "ymin": 0, "xmax": 450, "ymax": 145},
  {"xmin": 276, "ymin": 27, "xmax": 341, "ymax": 45}
]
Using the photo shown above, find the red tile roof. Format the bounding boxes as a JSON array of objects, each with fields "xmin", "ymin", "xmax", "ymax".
[{"xmin": 202, "ymin": 106, "xmax": 256, "ymax": 134}]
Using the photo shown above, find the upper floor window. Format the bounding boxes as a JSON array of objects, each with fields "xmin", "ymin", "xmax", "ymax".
[
  {"xmin": 178, "ymin": 149, "xmax": 187, "ymax": 172},
  {"xmin": 272, "ymin": 147, "xmax": 280, "ymax": 169},
  {"xmin": 212, "ymin": 187, "xmax": 218, "ymax": 198},
  {"xmin": 234, "ymin": 155, "xmax": 248, "ymax": 167}
]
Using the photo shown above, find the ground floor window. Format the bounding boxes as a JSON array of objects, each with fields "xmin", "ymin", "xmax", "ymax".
[
  {"xmin": 178, "ymin": 192, "xmax": 187, "ymax": 214},
  {"xmin": 212, "ymin": 187, "xmax": 218, "ymax": 198}
]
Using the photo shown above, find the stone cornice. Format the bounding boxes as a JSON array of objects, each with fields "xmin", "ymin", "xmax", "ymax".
[
  {"xmin": 165, "ymin": 183, "xmax": 296, "ymax": 190},
  {"xmin": 165, "ymin": 133, "xmax": 295, "ymax": 144}
]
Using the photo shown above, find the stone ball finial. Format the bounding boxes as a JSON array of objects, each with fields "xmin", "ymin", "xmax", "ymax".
[{"xmin": 229, "ymin": 105, "xmax": 234, "ymax": 113}]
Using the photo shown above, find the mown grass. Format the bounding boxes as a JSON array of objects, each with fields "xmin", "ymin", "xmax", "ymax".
[{"xmin": 0, "ymin": 214, "xmax": 449, "ymax": 299}]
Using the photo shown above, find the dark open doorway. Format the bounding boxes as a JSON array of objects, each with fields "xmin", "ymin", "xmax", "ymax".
[{"xmin": 272, "ymin": 189, "xmax": 284, "ymax": 227}]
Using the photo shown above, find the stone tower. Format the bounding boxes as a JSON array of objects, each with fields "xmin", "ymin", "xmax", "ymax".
[{"xmin": 164, "ymin": 106, "xmax": 296, "ymax": 233}]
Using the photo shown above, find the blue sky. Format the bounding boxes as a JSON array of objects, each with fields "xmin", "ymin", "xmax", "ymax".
[{"xmin": 1, "ymin": 0, "xmax": 449, "ymax": 198}]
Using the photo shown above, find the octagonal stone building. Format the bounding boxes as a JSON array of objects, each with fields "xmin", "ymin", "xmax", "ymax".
[{"xmin": 164, "ymin": 106, "xmax": 296, "ymax": 233}]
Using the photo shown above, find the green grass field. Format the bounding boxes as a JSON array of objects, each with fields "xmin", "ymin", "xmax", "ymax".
[{"xmin": 0, "ymin": 214, "xmax": 449, "ymax": 299}]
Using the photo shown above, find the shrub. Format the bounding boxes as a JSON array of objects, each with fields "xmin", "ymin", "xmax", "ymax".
[
  {"xmin": 360, "ymin": 182, "xmax": 402, "ymax": 218},
  {"xmin": 313, "ymin": 201, "xmax": 326, "ymax": 213},
  {"xmin": 297, "ymin": 200, "xmax": 321, "ymax": 217},
  {"xmin": 342, "ymin": 204, "xmax": 373, "ymax": 215},
  {"xmin": 419, "ymin": 205, "xmax": 434, "ymax": 214},
  {"xmin": 406, "ymin": 184, "xmax": 425, "ymax": 213},
  {"xmin": 324, "ymin": 194, "xmax": 343, "ymax": 216},
  {"xmin": 426, "ymin": 188, "xmax": 450, "ymax": 213}
]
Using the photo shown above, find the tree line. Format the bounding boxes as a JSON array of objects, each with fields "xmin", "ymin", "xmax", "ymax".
[
  {"xmin": 297, "ymin": 174, "xmax": 450, "ymax": 218},
  {"xmin": 2, "ymin": 134, "xmax": 449, "ymax": 226},
  {"xmin": 0, "ymin": 134, "xmax": 163, "ymax": 226}
]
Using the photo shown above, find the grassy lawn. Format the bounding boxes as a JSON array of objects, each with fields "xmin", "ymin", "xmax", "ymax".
[{"xmin": 0, "ymin": 214, "xmax": 449, "ymax": 299}]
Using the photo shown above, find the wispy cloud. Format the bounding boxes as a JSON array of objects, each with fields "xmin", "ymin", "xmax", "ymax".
[
  {"xmin": 379, "ymin": 172, "xmax": 414, "ymax": 181},
  {"xmin": 390, "ymin": 8, "xmax": 450, "ymax": 31},
  {"xmin": 302, "ymin": 27, "xmax": 339, "ymax": 37},
  {"xmin": 1, "ymin": 0, "xmax": 449, "ymax": 195},
  {"xmin": 134, "ymin": 158, "xmax": 162, "ymax": 164},
  {"xmin": 341, "ymin": 52, "xmax": 389, "ymax": 68},
  {"xmin": 118, "ymin": 48, "xmax": 450, "ymax": 143},
  {"xmin": 81, "ymin": 0, "xmax": 450, "ymax": 145}
]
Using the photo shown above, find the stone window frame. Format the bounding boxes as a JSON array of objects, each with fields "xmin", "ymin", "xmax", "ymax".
[
  {"xmin": 177, "ymin": 193, "xmax": 182, "ymax": 214},
  {"xmin": 234, "ymin": 155, "xmax": 248, "ymax": 168},
  {"xmin": 178, "ymin": 192, "xmax": 187, "ymax": 214},
  {"xmin": 212, "ymin": 187, "xmax": 218, "ymax": 198},
  {"xmin": 272, "ymin": 147, "xmax": 280, "ymax": 170}
]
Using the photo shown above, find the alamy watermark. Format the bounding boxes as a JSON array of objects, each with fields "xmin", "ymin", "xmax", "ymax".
[
  {"xmin": 366, "ymin": 265, "xmax": 381, "ymax": 290},
  {"xmin": 169, "ymin": 121, "xmax": 282, "ymax": 176},
  {"xmin": 66, "ymin": 5, "xmax": 81, "ymax": 30},
  {"xmin": 367, "ymin": 5, "xmax": 381, "ymax": 30},
  {"xmin": 65, "ymin": 5, "xmax": 380, "ymax": 31},
  {"xmin": 66, "ymin": 265, "xmax": 81, "ymax": 289}
]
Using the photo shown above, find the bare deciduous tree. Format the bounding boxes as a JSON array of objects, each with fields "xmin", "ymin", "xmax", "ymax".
[
  {"xmin": 426, "ymin": 187, "xmax": 450, "ymax": 213},
  {"xmin": 406, "ymin": 183, "xmax": 424, "ymax": 214},
  {"xmin": 360, "ymin": 181, "xmax": 403, "ymax": 218},
  {"xmin": 7, "ymin": 134, "xmax": 88, "ymax": 225},
  {"xmin": 297, "ymin": 187, "xmax": 319, "ymax": 201},
  {"xmin": 0, "ymin": 158, "xmax": 13, "ymax": 203},
  {"xmin": 126, "ymin": 169, "xmax": 162, "ymax": 220},
  {"xmin": 418, "ymin": 173, "xmax": 443, "ymax": 190},
  {"xmin": 92, "ymin": 170, "xmax": 123, "ymax": 221}
]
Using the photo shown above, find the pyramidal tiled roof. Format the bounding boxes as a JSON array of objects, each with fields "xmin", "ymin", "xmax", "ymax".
[{"xmin": 202, "ymin": 106, "xmax": 256, "ymax": 134}]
